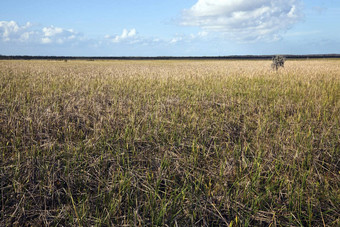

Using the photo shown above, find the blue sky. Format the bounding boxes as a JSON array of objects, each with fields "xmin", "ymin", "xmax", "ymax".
[{"xmin": 1, "ymin": 0, "xmax": 339, "ymax": 56}]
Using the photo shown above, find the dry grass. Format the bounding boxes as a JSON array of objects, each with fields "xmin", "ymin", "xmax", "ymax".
[{"xmin": 1, "ymin": 59, "xmax": 339, "ymax": 226}]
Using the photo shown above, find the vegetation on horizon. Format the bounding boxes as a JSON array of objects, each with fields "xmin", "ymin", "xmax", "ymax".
[{"xmin": 0, "ymin": 60, "xmax": 339, "ymax": 226}]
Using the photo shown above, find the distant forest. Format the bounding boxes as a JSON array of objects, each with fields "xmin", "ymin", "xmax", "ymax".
[{"xmin": 0, "ymin": 54, "xmax": 339, "ymax": 61}]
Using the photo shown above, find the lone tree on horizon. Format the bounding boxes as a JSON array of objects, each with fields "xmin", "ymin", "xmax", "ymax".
[{"xmin": 272, "ymin": 55, "xmax": 285, "ymax": 71}]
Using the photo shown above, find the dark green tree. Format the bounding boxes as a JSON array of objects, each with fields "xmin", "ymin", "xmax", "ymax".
[{"xmin": 271, "ymin": 55, "xmax": 285, "ymax": 71}]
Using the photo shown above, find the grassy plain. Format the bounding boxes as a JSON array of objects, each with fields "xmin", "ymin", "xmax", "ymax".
[{"xmin": 0, "ymin": 59, "xmax": 339, "ymax": 226}]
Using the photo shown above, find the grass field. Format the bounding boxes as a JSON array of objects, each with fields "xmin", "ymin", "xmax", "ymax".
[{"xmin": 0, "ymin": 59, "xmax": 339, "ymax": 226}]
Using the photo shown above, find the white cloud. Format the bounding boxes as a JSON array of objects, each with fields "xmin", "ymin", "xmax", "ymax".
[
  {"xmin": 20, "ymin": 31, "xmax": 34, "ymax": 41},
  {"xmin": 0, "ymin": 21, "xmax": 32, "ymax": 41},
  {"xmin": 181, "ymin": 0, "xmax": 303, "ymax": 41},
  {"xmin": 170, "ymin": 36, "xmax": 183, "ymax": 44},
  {"xmin": 190, "ymin": 31, "xmax": 209, "ymax": 39},
  {"xmin": 41, "ymin": 25, "xmax": 81, "ymax": 44},
  {"xmin": 198, "ymin": 31, "xmax": 208, "ymax": 37},
  {"xmin": 105, "ymin": 28, "xmax": 137, "ymax": 43},
  {"xmin": 103, "ymin": 29, "xmax": 197, "ymax": 47},
  {"xmin": 41, "ymin": 37, "xmax": 52, "ymax": 44},
  {"xmin": 0, "ymin": 20, "xmax": 82, "ymax": 44},
  {"xmin": 42, "ymin": 26, "xmax": 63, "ymax": 37}
]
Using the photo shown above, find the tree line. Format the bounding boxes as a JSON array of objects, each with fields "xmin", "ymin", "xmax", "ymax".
[{"xmin": 0, "ymin": 54, "xmax": 339, "ymax": 61}]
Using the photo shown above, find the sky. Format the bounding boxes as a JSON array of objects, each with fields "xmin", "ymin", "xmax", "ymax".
[{"xmin": 1, "ymin": 0, "xmax": 339, "ymax": 56}]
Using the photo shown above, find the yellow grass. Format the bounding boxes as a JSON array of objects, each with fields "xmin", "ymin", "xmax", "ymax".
[{"xmin": 1, "ymin": 59, "xmax": 339, "ymax": 226}]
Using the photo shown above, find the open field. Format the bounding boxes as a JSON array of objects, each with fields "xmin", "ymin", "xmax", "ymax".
[{"xmin": 0, "ymin": 59, "xmax": 339, "ymax": 226}]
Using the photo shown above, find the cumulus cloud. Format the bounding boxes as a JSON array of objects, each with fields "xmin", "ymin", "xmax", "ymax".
[
  {"xmin": 0, "ymin": 20, "xmax": 82, "ymax": 44},
  {"xmin": 181, "ymin": 0, "xmax": 303, "ymax": 41},
  {"xmin": 105, "ymin": 28, "xmax": 137, "ymax": 43},
  {"xmin": 170, "ymin": 36, "xmax": 183, "ymax": 44},
  {"xmin": 42, "ymin": 26, "xmax": 63, "ymax": 37},
  {"xmin": 0, "ymin": 21, "xmax": 33, "ymax": 42},
  {"xmin": 41, "ymin": 26, "xmax": 80, "ymax": 44},
  {"xmin": 103, "ymin": 29, "xmax": 202, "ymax": 47},
  {"xmin": 40, "ymin": 37, "xmax": 51, "ymax": 44}
]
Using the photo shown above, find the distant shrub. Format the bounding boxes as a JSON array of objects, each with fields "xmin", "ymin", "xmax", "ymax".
[{"xmin": 271, "ymin": 55, "xmax": 285, "ymax": 71}]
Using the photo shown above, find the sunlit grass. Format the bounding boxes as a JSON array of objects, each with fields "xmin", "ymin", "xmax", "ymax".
[{"xmin": 1, "ymin": 59, "xmax": 339, "ymax": 226}]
